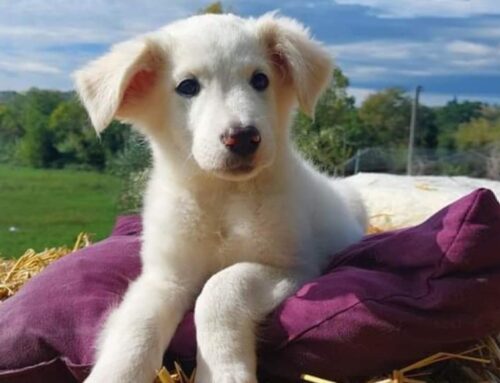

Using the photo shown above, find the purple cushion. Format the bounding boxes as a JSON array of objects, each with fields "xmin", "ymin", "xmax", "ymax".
[
  {"xmin": 259, "ymin": 188, "xmax": 500, "ymax": 381},
  {"xmin": 1, "ymin": 189, "xmax": 500, "ymax": 382}
]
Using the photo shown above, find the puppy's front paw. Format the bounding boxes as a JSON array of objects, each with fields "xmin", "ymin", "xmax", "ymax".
[
  {"xmin": 84, "ymin": 372, "xmax": 119, "ymax": 383},
  {"xmin": 215, "ymin": 372, "xmax": 258, "ymax": 383},
  {"xmin": 84, "ymin": 366, "xmax": 153, "ymax": 383},
  {"xmin": 195, "ymin": 365, "xmax": 257, "ymax": 383}
]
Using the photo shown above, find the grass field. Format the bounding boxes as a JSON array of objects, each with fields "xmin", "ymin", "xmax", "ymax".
[{"xmin": 0, "ymin": 165, "xmax": 123, "ymax": 258}]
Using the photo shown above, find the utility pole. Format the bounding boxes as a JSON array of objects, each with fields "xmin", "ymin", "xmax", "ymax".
[{"xmin": 407, "ymin": 85, "xmax": 422, "ymax": 175}]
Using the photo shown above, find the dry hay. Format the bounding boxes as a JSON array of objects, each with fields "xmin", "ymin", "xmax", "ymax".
[
  {"xmin": 0, "ymin": 233, "xmax": 91, "ymax": 300},
  {"xmin": 156, "ymin": 337, "xmax": 500, "ymax": 383},
  {"xmin": 1, "ymin": 228, "xmax": 499, "ymax": 382},
  {"xmin": 155, "ymin": 364, "xmax": 195, "ymax": 383},
  {"xmin": 367, "ymin": 213, "xmax": 397, "ymax": 234},
  {"xmin": 303, "ymin": 337, "xmax": 500, "ymax": 382}
]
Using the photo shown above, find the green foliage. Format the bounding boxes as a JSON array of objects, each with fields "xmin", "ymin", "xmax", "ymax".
[
  {"xmin": 0, "ymin": 91, "xmax": 18, "ymax": 104},
  {"xmin": 49, "ymin": 99, "xmax": 98, "ymax": 167},
  {"xmin": 4, "ymin": 89, "xmax": 64, "ymax": 167},
  {"xmin": 356, "ymin": 88, "xmax": 439, "ymax": 151},
  {"xmin": 48, "ymin": 98, "xmax": 129, "ymax": 170},
  {"xmin": 416, "ymin": 105, "xmax": 439, "ymax": 149},
  {"xmin": 0, "ymin": 71, "xmax": 498, "ymax": 181},
  {"xmin": 455, "ymin": 106, "xmax": 500, "ymax": 150},
  {"xmin": 0, "ymin": 104, "xmax": 22, "ymax": 162},
  {"xmin": 105, "ymin": 130, "xmax": 152, "ymax": 212},
  {"xmin": 107, "ymin": 130, "xmax": 151, "ymax": 177},
  {"xmin": 293, "ymin": 68, "xmax": 360, "ymax": 174},
  {"xmin": 435, "ymin": 99, "xmax": 483, "ymax": 150},
  {"xmin": 17, "ymin": 100, "xmax": 58, "ymax": 167},
  {"xmin": 118, "ymin": 169, "xmax": 150, "ymax": 213},
  {"xmin": 200, "ymin": 2, "xmax": 224, "ymax": 14},
  {"xmin": 0, "ymin": 89, "xmax": 130, "ymax": 170},
  {"xmin": 198, "ymin": 1, "xmax": 228, "ymax": 15},
  {"xmin": 0, "ymin": 104, "xmax": 22, "ymax": 141},
  {"xmin": 357, "ymin": 87, "xmax": 412, "ymax": 147}
]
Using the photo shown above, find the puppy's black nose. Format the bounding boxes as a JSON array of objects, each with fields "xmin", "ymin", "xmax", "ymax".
[{"xmin": 221, "ymin": 125, "xmax": 261, "ymax": 157}]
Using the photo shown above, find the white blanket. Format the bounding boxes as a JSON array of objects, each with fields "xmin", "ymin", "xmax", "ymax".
[{"xmin": 346, "ymin": 173, "xmax": 500, "ymax": 230}]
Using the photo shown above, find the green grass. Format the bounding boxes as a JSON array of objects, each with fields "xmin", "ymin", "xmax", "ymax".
[{"xmin": 0, "ymin": 165, "xmax": 123, "ymax": 258}]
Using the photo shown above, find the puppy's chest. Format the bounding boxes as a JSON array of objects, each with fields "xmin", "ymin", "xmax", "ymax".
[{"xmin": 207, "ymin": 195, "xmax": 299, "ymax": 266}]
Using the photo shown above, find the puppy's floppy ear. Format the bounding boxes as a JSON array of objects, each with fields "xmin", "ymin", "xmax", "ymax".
[
  {"xmin": 73, "ymin": 37, "xmax": 165, "ymax": 133},
  {"xmin": 256, "ymin": 14, "xmax": 333, "ymax": 117}
]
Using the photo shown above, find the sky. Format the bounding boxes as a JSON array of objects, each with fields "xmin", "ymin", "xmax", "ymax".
[{"xmin": 0, "ymin": 0, "xmax": 499, "ymax": 106}]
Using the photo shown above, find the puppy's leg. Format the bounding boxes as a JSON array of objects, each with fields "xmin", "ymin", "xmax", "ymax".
[
  {"xmin": 84, "ymin": 273, "xmax": 199, "ymax": 383},
  {"xmin": 194, "ymin": 262, "xmax": 303, "ymax": 383}
]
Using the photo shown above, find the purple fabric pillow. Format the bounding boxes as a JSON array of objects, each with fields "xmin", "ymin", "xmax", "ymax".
[
  {"xmin": 1, "ymin": 189, "xmax": 500, "ymax": 383},
  {"xmin": 259, "ymin": 188, "xmax": 500, "ymax": 381}
]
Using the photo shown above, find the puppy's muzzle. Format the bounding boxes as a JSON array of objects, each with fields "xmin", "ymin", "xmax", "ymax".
[{"xmin": 221, "ymin": 125, "xmax": 261, "ymax": 157}]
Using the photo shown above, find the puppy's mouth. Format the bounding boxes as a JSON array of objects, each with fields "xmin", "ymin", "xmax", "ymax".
[
  {"xmin": 212, "ymin": 158, "xmax": 260, "ymax": 181},
  {"xmin": 226, "ymin": 163, "xmax": 255, "ymax": 173}
]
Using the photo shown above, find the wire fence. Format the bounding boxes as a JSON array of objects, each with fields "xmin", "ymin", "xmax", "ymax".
[{"xmin": 338, "ymin": 146, "xmax": 500, "ymax": 180}]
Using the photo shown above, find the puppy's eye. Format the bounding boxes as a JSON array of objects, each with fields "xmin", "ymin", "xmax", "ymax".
[
  {"xmin": 250, "ymin": 72, "xmax": 269, "ymax": 92},
  {"xmin": 176, "ymin": 78, "xmax": 200, "ymax": 97}
]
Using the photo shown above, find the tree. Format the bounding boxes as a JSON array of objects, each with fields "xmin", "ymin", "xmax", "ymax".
[
  {"xmin": 0, "ymin": 104, "xmax": 22, "ymax": 141},
  {"xmin": 357, "ymin": 87, "xmax": 412, "ymax": 148},
  {"xmin": 455, "ymin": 106, "xmax": 500, "ymax": 150},
  {"xmin": 15, "ymin": 116, "xmax": 57, "ymax": 168},
  {"xmin": 415, "ymin": 105, "xmax": 438, "ymax": 149},
  {"xmin": 200, "ymin": 2, "xmax": 224, "ymax": 14},
  {"xmin": 0, "ymin": 104, "xmax": 23, "ymax": 162},
  {"xmin": 11, "ymin": 89, "xmax": 68, "ymax": 167},
  {"xmin": 292, "ymin": 68, "xmax": 360, "ymax": 174},
  {"xmin": 435, "ymin": 99, "xmax": 483, "ymax": 150},
  {"xmin": 15, "ymin": 93, "xmax": 55, "ymax": 167},
  {"xmin": 1, "ymin": 89, "xmax": 130, "ymax": 169},
  {"xmin": 48, "ymin": 99, "xmax": 105, "ymax": 168}
]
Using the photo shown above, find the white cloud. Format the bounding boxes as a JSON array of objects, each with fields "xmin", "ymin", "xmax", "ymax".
[
  {"xmin": 0, "ymin": 0, "xmax": 204, "ymax": 90},
  {"xmin": 446, "ymin": 40, "xmax": 494, "ymax": 56},
  {"xmin": 0, "ymin": 60, "xmax": 60, "ymax": 74},
  {"xmin": 0, "ymin": 25, "xmax": 130, "ymax": 45},
  {"xmin": 0, "ymin": 0, "xmax": 499, "ymax": 101},
  {"xmin": 348, "ymin": 86, "xmax": 500, "ymax": 107},
  {"xmin": 329, "ymin": 38, "xmax": 500, "ymax": 82},
  {"xmin": 333, "ymin": 0, "xmax": 500, "ymax": 18},
  {"xmin": 0, "ymin": 0, "xmax": 199, "ymax": 46},
  {"xmin": 330, "ymin": 41, "xmax": 417, "ymax": 60},
  {"xmin": 345, "ymin": 65, "xmax": 389, "ymax": 79}
]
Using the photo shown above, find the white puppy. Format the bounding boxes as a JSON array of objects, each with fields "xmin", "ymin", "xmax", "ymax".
[{"xmin": 75, "ymin": 13, "xmax": 366, "ymax": 383}]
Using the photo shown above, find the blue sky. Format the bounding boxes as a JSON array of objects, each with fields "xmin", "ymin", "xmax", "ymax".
[{"xmin": 1, "ymin": 0, "xmax": 499, "ymax": 106}]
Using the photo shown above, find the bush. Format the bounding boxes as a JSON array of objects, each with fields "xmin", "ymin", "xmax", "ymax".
[
  {"xmin": 107, "ymin": 130, "xmax": 151, "ymax": 177},
  {"xmin": 107, "ymin": 131, "xmax": 152, "ymax": 212}
]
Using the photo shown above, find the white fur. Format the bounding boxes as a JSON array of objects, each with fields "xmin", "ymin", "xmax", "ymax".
[{"xmin": 75, "ymin": 13, "xmax": 366, "ymax": 383}]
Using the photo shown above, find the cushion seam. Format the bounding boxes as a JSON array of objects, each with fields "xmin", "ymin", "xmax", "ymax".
[{"xmin": 0, "ymin": 356, "xmax": 91, "ymax": 377}]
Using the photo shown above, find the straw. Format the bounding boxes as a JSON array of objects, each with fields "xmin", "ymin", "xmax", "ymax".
[{"xmin": 0, "ymin": 233, "xmax": 90, "ymax": 301}]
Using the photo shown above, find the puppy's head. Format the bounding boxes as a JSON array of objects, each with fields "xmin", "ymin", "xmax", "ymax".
[{"xmin": 74, "ymin": 14, "xmax": 332, "ymax": 181}]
